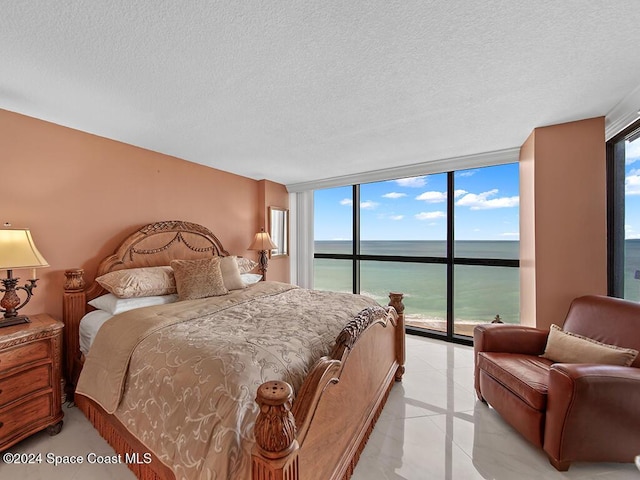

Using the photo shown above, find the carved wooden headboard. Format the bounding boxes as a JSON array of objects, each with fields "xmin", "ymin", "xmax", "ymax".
[
  {"xmin": 82, "ymin": 220, "xmax": 230, "ymax": 301},
  {"xmin": 63, "ymin": 220, "xmax": 231, "ymax": 391}
]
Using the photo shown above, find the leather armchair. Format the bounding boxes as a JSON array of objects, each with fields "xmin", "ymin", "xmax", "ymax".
[{"xmin": 474, "ymin": 295, "xmax": 640, "ymax": 471}]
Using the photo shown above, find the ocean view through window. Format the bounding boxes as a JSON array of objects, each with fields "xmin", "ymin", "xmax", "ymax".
[
  {"xmin": 608, "ymin": 118, "xmax": 640, "ymax": 300},
  {"xmin": 314, "ymin": 163, "xmax": 520, "ymax": 341},
  {"xmin": 625, "ymin": 129, "xmax": 640, "ymax": 300}
]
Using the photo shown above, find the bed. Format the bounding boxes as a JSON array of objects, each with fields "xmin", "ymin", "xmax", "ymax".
[{"xmin": 62, "ymin": 220, "xmax": 405, "ymax": 480}]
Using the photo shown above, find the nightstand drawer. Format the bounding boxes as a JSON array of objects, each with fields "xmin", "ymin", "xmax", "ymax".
[
  {"xmin": 0, "ymin": 364, "xmax": 51, "ymax": 407},
  {"xmin": 0, "ymin": 393, "xmax": 51, "ymax": 440},
  {"xmin": 0, "ymin": 314, "xmax": 63, "ymax": 451},
  {"xmin": 0, "ymin": 340, "xmax": 50, "ymax": 372}
]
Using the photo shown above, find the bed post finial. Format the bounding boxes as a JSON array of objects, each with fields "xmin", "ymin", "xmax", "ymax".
[
  {"xmin": 388, "ymin": 292, "xmax": 406, "ymax": 382},
  {"xmin": 388, "ymin": 292, "xmax": 404, "ymax": 317},
  {"xmin": 252, "ymin": 380, "xmax": 300, "ymax": 480},
  {"xmin": 64, "ymin": 268, "xmax": 86, "ymax": 292}
]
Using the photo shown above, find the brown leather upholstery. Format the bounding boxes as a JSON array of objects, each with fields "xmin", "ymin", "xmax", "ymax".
[
  {"xmin": 474, "ymin": 295, "xmax": 640, "ymax": 471},
  {"xmin": 477, "ymin": 353, "xmax": 552, "ymax": 410}
]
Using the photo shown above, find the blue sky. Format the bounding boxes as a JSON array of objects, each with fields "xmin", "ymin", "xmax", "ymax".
[
  {"xmin": 625, "ymin": 136, "xmax": 640, "ymax": 239},
  {"xmin": 314, "ymin": 163, "xmax": 520, "ymax": 241}
]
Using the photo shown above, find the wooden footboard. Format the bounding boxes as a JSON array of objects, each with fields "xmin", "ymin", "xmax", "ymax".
[{"xmin": 252, "ymin": 295, "xmax": 405, "ymax": 480}]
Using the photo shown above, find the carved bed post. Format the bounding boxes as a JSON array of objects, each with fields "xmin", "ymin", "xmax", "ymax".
[
  {"xmin": 252, "ymin": 381, "xmax": 300, "ymax": 480},
  {"xmin": 63, "ymin": 268, "xmax": 86, "ymax": 395},
  {"xmin": 388, "ymin": 292, "xmax": 405, "ymax": 381}
]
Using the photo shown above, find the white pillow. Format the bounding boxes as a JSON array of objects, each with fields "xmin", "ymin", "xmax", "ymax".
[
  {"xmin": 220, "ymin": 256, "xmax": 246, "ymax": 290},
  {"xmin": 240, "ymin": 273, "xmax": 263, "ymax": 286},
  {"xmin": 88, "ymin": 293, "xmax": 179, "ymax": 315}
]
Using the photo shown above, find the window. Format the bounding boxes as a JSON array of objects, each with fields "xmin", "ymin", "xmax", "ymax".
[
  {"xmin": 314, "ymin": 164, "xmax": 520, "ymax": 343},
  {"xmin": 607, "ymin": 119, "xmax": 640, "ymax": 300}
]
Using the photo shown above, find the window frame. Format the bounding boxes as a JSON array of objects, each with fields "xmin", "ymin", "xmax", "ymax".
[
  {"xmin": 314, "ymin": 167, "xmax": 520, "ymax": 345},
  {"xmin": 607, "ymin": 118, "xmax": 640, "ymax": 298}
]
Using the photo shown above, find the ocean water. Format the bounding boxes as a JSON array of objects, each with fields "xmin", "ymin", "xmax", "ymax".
[
  {"xmin": 315, "ymin": 240, "xmax": 640, "ymax": 328},
  {"xmin": 624, "ymin": 239, "xmax": 640, "ymax": 301},
  {"xmin": 314, "ymin": 240, "xmax": 520, "ymax": 326}
]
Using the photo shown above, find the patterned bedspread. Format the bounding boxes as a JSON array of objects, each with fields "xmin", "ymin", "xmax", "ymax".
[{"xmin": 76, "ymin": 281, "xmax": 379, "ymax": 479}]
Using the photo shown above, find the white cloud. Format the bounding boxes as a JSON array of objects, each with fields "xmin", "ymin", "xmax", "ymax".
[
  {"xmin": 500, "ymin": 232, "xmax": 520, "ymax": 238},
  {"xmin": 389, "ymin": 215, "xmax": 404, "ymax": 221},
  {"xmin": 625, "ymin": 225, "xmax": 640, "ymax": 239},
  {"xmin": 340, "ymin": 198, "xmax": 352, "ymax": 206},
  {"xmin": 382, "ymin": 192, "xmax": 407, "ymax": 199},
  {"xmin": 458, "ymin": 170, "xmax": 476, "ymax": 177},
  {"xmin": 395, "ymin": 176, "xmax": 426, "ymax": 188},
  {"xmin": 625, "ymin": 170, "xmax": 640, "ymax": 195},
  {"xmin": 415, "ymin": 190, "xmax": 466, "ymax": 202},
  {"xmin": 416, "ymin": 191, "xmax": 447, "ymax": 203},
  {"xmin": 454, "ymin": 189, "xmax": 467, "ymax": 198},
  {"xmin": 415, "ymin": 211, "xmax": 446, "ymax": 220},
  {"xmin": 360, "ymin": 200, "xmax": 379, "ymax": 210},
  {"xmin": 455, "ymin": 189, "xmax": 519, "ymax": 210},
  {"xmin": 626, "ymin": 139, "xmax": 640, "ymax": 165}
]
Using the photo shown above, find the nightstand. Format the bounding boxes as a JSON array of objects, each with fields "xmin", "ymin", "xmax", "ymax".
[{"xmin": 0, "ymin": 314, "xmax": 64, "ymax": 451}]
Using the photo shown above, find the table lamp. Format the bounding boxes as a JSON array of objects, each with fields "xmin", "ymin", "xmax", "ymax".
[
  {"xmin": 248, "ymin": 228, "xmax": 277, "ymax": 281},
  {"xmin": 0, "ymin": 228, "xmax": 49, "ymax": 327}
]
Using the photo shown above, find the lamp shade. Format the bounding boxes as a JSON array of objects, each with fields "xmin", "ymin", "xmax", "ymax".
[
  {"xmin": 248, "ymin": 230, "xmax": 277, "ymax": 251},
  {"xmin": 0, "ymin": 229, "xmax": 49, "ymax": 270}
]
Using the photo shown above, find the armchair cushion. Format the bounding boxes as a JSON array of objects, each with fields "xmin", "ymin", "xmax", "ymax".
[
  {"xmin": 541, "ymin": 324, "xmax": 638, "ymax": 366},
  {"xmin": 478, "ymin": 353, "xmax": 553, "ymax": 410}
]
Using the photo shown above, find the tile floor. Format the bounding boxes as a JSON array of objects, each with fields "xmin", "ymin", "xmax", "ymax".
[{"xmin": 1, "ymin": 335, "xmax": 638, "ymax": 479}]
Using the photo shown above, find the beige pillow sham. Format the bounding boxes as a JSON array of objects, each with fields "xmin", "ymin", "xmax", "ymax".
[
  {"xmin": 96, "ymin": 266, "xmax": 176, "ymax": 298},
  {"xmin": 541, "ymin": 324, "xmax": 638, "ymax": 366},
  {"xmin": 171, "ymin": 257, "xmax": 229, "ymax": 301}
]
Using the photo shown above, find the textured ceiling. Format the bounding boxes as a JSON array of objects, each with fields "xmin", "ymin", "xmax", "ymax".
[{"xmin": 3, "ymin": 1, "xmax": 640, "ymax": 189}]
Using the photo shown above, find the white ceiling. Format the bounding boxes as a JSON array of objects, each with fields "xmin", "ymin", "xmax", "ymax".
[{"xmin": 3, "ymin": 1, "xmax": 640, "ymax": 190}]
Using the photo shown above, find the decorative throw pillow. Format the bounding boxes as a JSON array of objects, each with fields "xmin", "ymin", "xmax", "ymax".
[
  {"xmin": 541, "ymin": 324, "xmax": 639, "ymax": 366},
  {"xmin": 236, "ymin": 257, "xmax": 258, "ymax": 274},
  {"xmin": 88, "ymin": 293, "xmax": 179, "ymax": 315},
  {"xmin": 96, "ymin": 266, "xmax": 176, "ymax": 298},
  {"xmin": 220, "ymin": 256, "xmax": 246, "ymax": 291},
  {"xmin": 170, "ymin": 257, "xmax": 229, "ymax": 300},
  {"xmin": 240, "ymin": 273, "xmax": 263, "ymax": 286}
]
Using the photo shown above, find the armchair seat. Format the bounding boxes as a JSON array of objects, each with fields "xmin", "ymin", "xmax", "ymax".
[
  {"xmin": 477, "ymin": 353, "xmax": 552, "ymax": 411},
  {"xmin": 474, "ymin": 295, "xmax": 640, "ymax": 471}
]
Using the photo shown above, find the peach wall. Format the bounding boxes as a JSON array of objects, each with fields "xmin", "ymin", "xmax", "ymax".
[
  {"xmin": 257, "ymin": 180, "xmax": 291, "ymax": 283},
  {"xmin": 519, "ymin": 117, "xmax": 607, "ymax": 329},
  {"xmin": 1, "ymin": 109, "xmax": 288, "ymax": 320}
]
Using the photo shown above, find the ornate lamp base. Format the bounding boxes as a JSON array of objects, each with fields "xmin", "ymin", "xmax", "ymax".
[
  {"xmin": 0, "ymin": 270, "xmax": 38, "ymax": 327},
  {"xmin": 0, "ymin": 315, "xmax": 30, "ymax": 328},
  {"xmin": 258, "ymin": 250, "xmax": 269, "ymax": 281}
]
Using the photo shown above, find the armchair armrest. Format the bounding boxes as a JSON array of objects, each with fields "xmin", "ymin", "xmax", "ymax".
[
  {"xmin": 474, "ymin": 324, "xmax": 548, "ymax": 356},
  {"xmin": 544, "ymin": 364, "xmax": 640, "ymax": 469}
]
